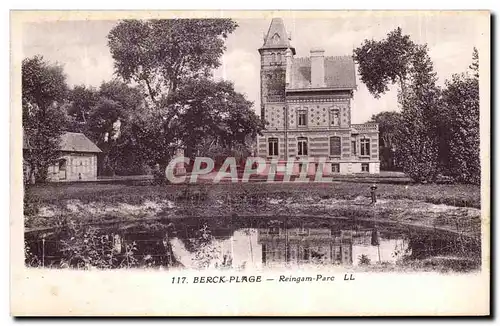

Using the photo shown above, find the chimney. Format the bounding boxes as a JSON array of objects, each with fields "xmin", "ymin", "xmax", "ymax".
[{"xmin": 310, "ymin": 48, "xmax": 325, "ymax": 88}]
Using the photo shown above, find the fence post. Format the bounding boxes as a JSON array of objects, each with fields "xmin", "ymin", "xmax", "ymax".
[{"xmin": 41, "ymin": 235, "xmax": 46, "ymax": 268}]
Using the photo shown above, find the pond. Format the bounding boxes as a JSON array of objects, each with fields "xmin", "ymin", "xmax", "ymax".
[{"xmin": 24, "ymin": 215, "xmax": 481, "ymax": 272}]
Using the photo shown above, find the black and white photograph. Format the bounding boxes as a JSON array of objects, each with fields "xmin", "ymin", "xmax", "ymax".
[{"xmin": 11, "ymin": 10, "xmax": 490, "ymax": 316}]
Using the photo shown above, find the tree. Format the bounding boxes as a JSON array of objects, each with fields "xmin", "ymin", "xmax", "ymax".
[
  {"xmin": 369, "ymin": 111, "xmax": 402, "ymax": 170},
  {"xmin": 64, "ymin": 80, "xmax": 148, "ymax": 176},
  {"xmin": 353, "ymin": 27, "xmax": 415, "ymax": 99},
  {"xmin": 22, "ymin": 55, "xmax": 69, "ymax": 183},
  {"xmin": 395, "ymin": 45, "xmax": 441, "ymax": 182},
  {"xmin": 67, "ymin": 85, "xmax": 98, "ymax": 131},
  {"xmin": 98, "ymin": 80, "xmax": 149, "ymax": 175},
  {"xmin": 86, "ymin": 80, "xmax": 146, "ymax": 176},
  {"xmin": 354, "ymin": 29, "xmax": 441, "ymax": 182},
  {"xmin": 171, "ymin": 78, "xmax": 264, "ymax": 162},
  {"xmin": 108, "ymin": 19, "xmax": 237, "ymax": 105},
  {"xmin": 469, "ymin": 47, "xmax": 479, "ymax": 79},
  {"xmin": 440, "ymin": 48, "xmax": 480, "ymax": 184},
  {"xmin": 107, "ymin": 19, "xmax": 239, "ymax": 174}
]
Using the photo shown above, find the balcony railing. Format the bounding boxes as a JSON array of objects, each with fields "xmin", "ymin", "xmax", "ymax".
[
  {"xmin": 351, "ymin": 123, "xmax": 379, "ymax": 132},
  {"xmin": 266, "ymin": 95, "xmax": 285, "ymax": 103}
]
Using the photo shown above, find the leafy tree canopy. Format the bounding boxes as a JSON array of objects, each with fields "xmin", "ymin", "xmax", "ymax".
[
  {"xmin": 369, "ymin": 111, "xmax": 402, "ymax": 148},
  {"xmin": 353, "ymin": 27, "xmax": 416, "ymax": 98},
  {"xmin": 22, "ymin": 55, "xmax": 70, "ymax": 183},
  {"xmin": 107, "ymin": 18, "xmax": 238, "ymax": 105},
  {"xmin": 171, "ymin": 78, "xmax": 264, "ymax": 157},
  {"xmin": 440, "ymin": 48, "xmax": 480, "ymax": 184}
]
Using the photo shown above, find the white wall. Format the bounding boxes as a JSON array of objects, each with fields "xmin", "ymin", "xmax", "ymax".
[{"xmin": 47, "ymin": 153, "xmax": 98, "ymax": 182}]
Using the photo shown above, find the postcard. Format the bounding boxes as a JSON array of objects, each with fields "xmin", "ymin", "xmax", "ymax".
[{"xmin": 10, "ymin": 10, "xmax": 490, "ymax": 316}]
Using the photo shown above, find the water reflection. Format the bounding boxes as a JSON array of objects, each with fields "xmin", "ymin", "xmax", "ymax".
[
  {"xmin": 25, "ymin": 216, "xmax": 480, "ymax": 272},
  {"xmin": 259, "ymin": 228, "xmax": 355, "ymax": 266},
  {"xmin": 170, "ymin": 226, "xmax": 409, "ymax": 269}
]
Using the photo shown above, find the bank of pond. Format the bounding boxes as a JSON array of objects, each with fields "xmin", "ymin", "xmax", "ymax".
[{"xmin": 24, "ymin": 215, "xmax": 481, "ymax": 273}]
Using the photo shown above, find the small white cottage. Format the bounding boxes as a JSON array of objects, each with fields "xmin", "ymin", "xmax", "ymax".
[{"xmin": 46, "ymin": 132, "xmax": 102, "ymax": 182}]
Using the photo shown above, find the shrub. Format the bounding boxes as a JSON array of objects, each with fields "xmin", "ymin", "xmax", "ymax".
[
  {"xmin": 59, "ymin": 224, "xmax": 139, "ymax": 269},
  {"xmin": 24, "ymin": 187, "xmax": 41, "ymax": 217},
  {"xmin": 358, "ymin": 254, "xmax": 371, "ymax": 265}
]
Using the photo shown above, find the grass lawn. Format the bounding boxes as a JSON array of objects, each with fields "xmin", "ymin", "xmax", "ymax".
[
  {"xmin": 27, "ymin": 181, "xmax": 480, "ymax": 208},
  {"xmin": 24, "ymin": 181, "xmax": 482, "ymax": 239}
]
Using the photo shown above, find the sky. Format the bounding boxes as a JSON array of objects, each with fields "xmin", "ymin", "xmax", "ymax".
[{"xmin": 22, "ymin": 12, "xmax": 483, "ymax": 124}]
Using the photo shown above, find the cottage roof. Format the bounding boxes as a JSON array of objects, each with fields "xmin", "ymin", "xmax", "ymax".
[
  {"xmin": 259, "ymin": 18, "xmax": 296, "ymax": 54},
  {"xmin": 288, "ymin": 55, "xmax": 357, "ymax": 90},
  {"xmin": 59, "ymin": 132, "xmax": 102, "ymax": 153},
  {"xmin": 23, "ymin": 131, "xmax": 101, "ymax": 153}
]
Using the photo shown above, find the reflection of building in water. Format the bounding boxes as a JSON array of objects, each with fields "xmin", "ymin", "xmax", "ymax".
[
  {"xmin": 338, "ymin": 229, "xmax": 374, "ymax": 246},
  {"xmin": 258, "ymin": 228, "xmax": 355, "ymax": 266}
]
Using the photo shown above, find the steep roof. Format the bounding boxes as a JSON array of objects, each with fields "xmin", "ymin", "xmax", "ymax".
[
  {"xmin": 259, "ymin": 18, "xmax": 296, "ymax": 54},
  {"xmin": 59, "ymin": 132, "xmax": 102, "ymax": 153},
  {"xmin": 288, "ymin": 55, "xmax": 357, "ymax": 90},
  {"xmin": 23, "ymin": 131, "xmax": 101, "ymax": 153}
]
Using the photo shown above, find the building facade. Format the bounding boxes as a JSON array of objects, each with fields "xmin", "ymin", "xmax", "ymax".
[
  {"xmin": 256, "ymin": 18, "xmax": 380, "ymax": 174},
  {"xmin": 47, "ymin": 132, "xmax": 101, "ymax": 182},
  {"xmin": 24, "ymin": 131, "xmax": 101, "ymax": 182}
]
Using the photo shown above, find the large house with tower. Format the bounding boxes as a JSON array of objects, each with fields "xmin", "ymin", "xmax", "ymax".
[{"xmin": 256, "ymin": 18, "xmax": 380, "ymax": 174}]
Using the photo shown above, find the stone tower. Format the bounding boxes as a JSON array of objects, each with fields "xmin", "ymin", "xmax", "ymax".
[
  {"xmin": 258, "ymin": 18, "xmax": 295, "ymax": 123},
  {"xmin": 256, "ymin": 18, "xmax": 380, "ymax": 175}
]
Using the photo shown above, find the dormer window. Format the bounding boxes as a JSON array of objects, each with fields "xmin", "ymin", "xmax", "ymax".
[{"xmin": 272, "ymin": 33, "xmax": 281, "ymax": 44}]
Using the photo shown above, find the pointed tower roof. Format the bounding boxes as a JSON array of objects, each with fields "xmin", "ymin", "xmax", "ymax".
[{"xmin": 259, "ymin": 18, "xmax": 296, "ymax": 54}]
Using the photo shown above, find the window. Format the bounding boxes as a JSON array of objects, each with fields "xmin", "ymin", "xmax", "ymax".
[
  {"xmin": 329, "ymin": 136, "xmax": 341, "ymax": 156},
  {"xmin": 297, "ymin": 137, "xmax": 308, "ymax": 156},
  {"xmin": 331, "ymin": 163, "xmax": 340, "ymax": 173},
  {"xmin": 277, "ymin": 52, "xmax": 282, "ymax": 63},
  {"xmin": 351, "ymin": 140, "xmax": 357, "ymax": 156},
  {"xmin": 298, "ymin": 110, "xmax": 307, "ymax": 126},
  {"xmin": 330, "ymin": 109, "xmax": 340, "ymax": 126},
  {"xmin": 360, "ymin": 138, "xmax": 370, "ymax": 156},
  {"xmin": 268, "ymin": 138, "xmax": 279, "ymax": 156},
  {"xmin": 361, "ymin": 163, "xmax": 369, "ymax": 173},
  {"xmin": 272, "ymin": 33, "xmax": 281, "ymax": 44},
  {"xmin": 272, "ymin": 53, "xmax": 276, "ymax": 62}
]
